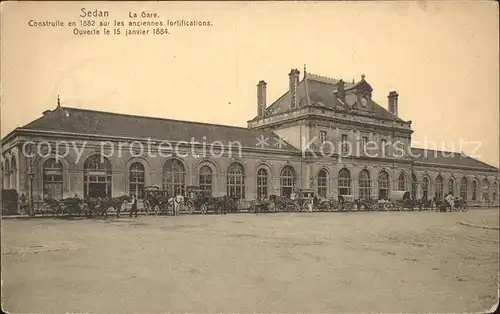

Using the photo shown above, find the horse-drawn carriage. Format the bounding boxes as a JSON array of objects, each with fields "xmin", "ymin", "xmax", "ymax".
[
  {"xmin": 184, "ymin": 186, "xmax": 235, "ymax": 215},
  {"xmin": 386, "ymin": 191, "xmax": 419, "ymax": 211},
  {"xmin": 184, "ymin": 186, "xmax": 211, "ymax": 214},
  {"xmin": 143, "ymin": 186, "xmax": 172, "ymax": 215},
  {"xmin": 355, "ymin": 198, "xmax": 378, "ymax": 211},
  {"xmin": 338, "ymin": 195, "xmax": 355, "ymax": 211},
  {"xmin": 38, "ymin": 194, "xmax": 132, "ymax": 218},
  {"xmin": 250, "ymin": 197, "xmax": 276, "ymax": 213},
  {"xmin": 435, "ymin": 196, "xmax": 468, "ymax": 212}
]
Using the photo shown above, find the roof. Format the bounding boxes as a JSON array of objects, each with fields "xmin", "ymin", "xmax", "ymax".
[
  {"xmin": 410, "ymin": 148, "xmax": 498, "ymax": 171},
  {"xmin": 17, "ymin": 107, "xmax": 299, "ymax": 152},
  {"xmin": 254, "ymin": 72, "xmax": 403, "ymax": 122}
]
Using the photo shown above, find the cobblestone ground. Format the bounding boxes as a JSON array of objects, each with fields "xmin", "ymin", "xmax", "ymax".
[{"xmin": 2, "ymin": 209, "xmax": 499, "ymax": 313}]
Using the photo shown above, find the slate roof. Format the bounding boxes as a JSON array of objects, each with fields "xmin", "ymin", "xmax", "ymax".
[
  {"xmin": 18, "ymin": 107, "xmax": 299, "ymax": 152},
  {"xmin": 410, "ymin": 148, "xmax": 498, "ymax": 170},
  {"xmin": 255, "ymin": 73, "xmax": 403, "ymax": 122}
]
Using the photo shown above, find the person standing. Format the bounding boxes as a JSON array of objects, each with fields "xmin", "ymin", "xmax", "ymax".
[
  {"xmin": 118, "ymin": 199, "xmax": 128, "ymax": 218},
  {"xmin": 129, "ymin": 195, "xmax": 138, "ymax": 218}
]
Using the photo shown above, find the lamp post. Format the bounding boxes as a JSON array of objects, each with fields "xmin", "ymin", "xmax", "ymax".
[
  {"xmin": 27, "ymin": 143, "xmax": 35, "ymax": 216},
  {"xmin": 29, "ymin": 171, "xmax": 35, "ymax": 216}
]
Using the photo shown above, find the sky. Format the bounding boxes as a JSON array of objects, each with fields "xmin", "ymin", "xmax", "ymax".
[{"xmin": 1, "ymin": 1, "xmax": 499, "ymax": 167}]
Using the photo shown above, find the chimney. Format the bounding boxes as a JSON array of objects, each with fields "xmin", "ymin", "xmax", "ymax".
[
  {"xmin": 337, "ymin": 79, "xmax": 345, "ymax": 102},
  {"xmin": 257, "ymin": 80, "xmax": 267, "ymax": 117},
  {"xmin": 288, "ymin": 69, "xmax": 300, "ymax": 109},
  {"xmin": 388, "ymin": 91, "xmax": 399, "ymax": 116}
]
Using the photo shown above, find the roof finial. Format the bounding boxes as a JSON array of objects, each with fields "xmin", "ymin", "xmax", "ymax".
[
  {"xmin": 303, "ymin": 64, "xmax": 307, "ymax": 78},
  {"xmin": 361, "ymin": 74, "xmax": 365, "ymax": 80},
  {"xmin": 57, "ymin": 94, "xmax": 61, "ymax": 107}
]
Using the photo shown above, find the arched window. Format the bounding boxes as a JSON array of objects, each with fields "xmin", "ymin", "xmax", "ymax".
[
  {"xmin": 398, "ymin": 173, "xmax": 407, "ymax": 191},
  {"xmin": 227, "ymin": 163, "xmax": 245, "ymax": 199},
  {"xmin": 338, "ymin": 168, "xmax": 351, "ymax": 196},
  {"xmin": 378, "ymin": 171, "xmax": 389, "ymax": 199},
  {"xmin": 43, "ymin": 158, "xmax": 63, "ymax": 199},
  {"xmin": 84, "ymin": 155, "xmax": 112, "ymax": 198},
  {"xmin": 199, "ymin": 165, "xmax": 213, "ymax": 196},
  {"xmin": 163, "ymin": 159, "xmax": 185, "ymax": 197},
  {"xmin": 493, "ymin": 182, "xmax": 498, "ymax": 203},
  {"xmin": 257, "ymin": 168, "xmax": 268, "ymax": 199},
  {"xmin": 4, "ymin": 159, "xmax": 9, "ymax": 189},
  {"xmin": 448, "ymin": 178, "xmax": 455, "ymax": 196},
  {"xmin": 129, "ymin": 162, "xmax": 145, "ymax": 199},
  {"xmin": 10, "ymin": 157, "xmax": 17, "ymax": 189},
  {"xmin": 482, "ymin": 179, "xmax": 490, "ymax": 201},
  {"xmin": 358, "ymin": 170, "xmax": 371, "ymax": 200},
  {"xmin": 317, "ymin": 170, "xmax": 328, "ymax": 198},
  {"xmin": 280, "ymin": 166, "xmax": 296, "ymax": 198},
  {"xmin": 435, "ymin": 175, "xmax": 444, "ymax": 200},
  {"xmin": 422, "ymin": 176, "xmax": 429, "ymax": 200},
  {"xmin": 460, "ymin": 177, "xmax": 468, "ymax": 200},
  {"xmin": 472, "ymin": 180, "xmax": 478, "ymax": 201},
  {"xmin": 411, "ymin": 174, "xmax": 417, "ymax": 199}
]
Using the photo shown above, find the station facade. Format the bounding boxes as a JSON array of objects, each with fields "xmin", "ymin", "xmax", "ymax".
[{"xmin": 1, "ymin": 68, "xmax": 499, "ymax": 206}]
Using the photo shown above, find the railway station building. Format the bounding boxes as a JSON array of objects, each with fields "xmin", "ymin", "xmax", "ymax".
[{"xmin": 1, "ymin": 68, "xmax": 499, "ymax": 207}]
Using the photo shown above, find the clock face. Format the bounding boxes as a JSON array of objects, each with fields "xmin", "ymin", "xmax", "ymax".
[{"xmin": 361, "ymin": 97, "xmax": 368, "ymax": 107}]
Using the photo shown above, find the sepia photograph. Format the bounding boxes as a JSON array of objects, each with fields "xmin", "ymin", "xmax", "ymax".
[{"xmin": 1, "ymin": 1, "xmax": 499, "ymax": 313}]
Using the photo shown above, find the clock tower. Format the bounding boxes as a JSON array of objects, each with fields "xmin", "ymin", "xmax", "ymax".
[{"xmin": 354, "ymin": 74, "xmax": 373, "ymax": 113}]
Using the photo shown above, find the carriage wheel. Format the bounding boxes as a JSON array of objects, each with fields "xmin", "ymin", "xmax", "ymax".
[
  {"xmin": 461, "ymin": 204, "xmax": 469, "ymax": 212},
  {"xmin": 269, "ymin": 202, "xmax": 276, "ymax": 212},
  {"xmin": 186, "ymin": 201, "xmax": 194, "ymax": 215},
  {"xmin": 153, "ymin": 205, "xmax": 160, "ymax": 215},
  {"xmin": 294, "ymin": 203, "xmax": 301, "ymax": 212},
  {"xmin": 200, "ymin": 204, "xmax": 208, "ymax": 215}
]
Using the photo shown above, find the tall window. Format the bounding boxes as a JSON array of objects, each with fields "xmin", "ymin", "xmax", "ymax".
[
  {"xmin": 320, "ymin": 131, "xmax": 327, "ymax": 144},
  {"xmin": 448, "ymin": 178, "xmax": 455, "ymax": 196},
  {"xmin": 482, "ymin": 179, "xmax": 490, "ymax": 201},
  {"xmin": 378, "ymin": 171, "xmax": 389, "ymax": 199},
  {"xmin": 338, "ymin": 168, "xmax": 351, "ymax": 196},
  {"xmin": 129, "ymin": 162, "xmax": 145, "ymax": 199},
  {"xmin": 492, "ymin": 182, "xmax": 498, "ymax": 203},
  {"xmin": 341, "ymin": 134, "xmax": 348, "ymax": 154},
  {"xmin": 10, "ymin": 158, "xmax": 17, "ymax": 189},
  {"xmin": 280, "ymin": 166, "xmax": 296, "ymax": 198},
  {"xmin": 472, "ymin": 180, "xmax": 478, "ymax": 201},
  {"xmin": 361, "ymin": 136, "xmax": 368, "ymax": 154},
  {"xmin": 381, "ymin": 139, "xmax": 387, "ymax": 157},
  {"xmin": 84, "ymin": 155, "xmax": 112, "ymax": 198},
  {"xmin": 199, "ymin": 165, "xmax": 213, "ymax": 196},
  {"xmin": 422, "ymin": 177, "xmax": 429, "ymax": 200},
  {"xmin": 257, "ymin": 168, "xmax": 268, "ymax": 199},
  {"xmin": 3, "ymin": 159, "xmax": 9, "ymax": 189},
  {"xmin": 163, "ymin": 159, "xmax": 185, "ymax": 197},
  {"xmin": 398, "ymin": 173, "xmax": 407, "ymax": 191},
  {"xmin": 411, "ymin": 174, "xmax": 417, "ymax": 199},
  {"xmin": 227, "ymin": 163, "xmax": 245, "ymax": 199},
  {"xmin": 460, "ymin": 177, "xmax": 468, "ymax": 200},
  {"xmin": 43, "ymin": 158, "xmax": 63, "ymax": 199},
  {"xmin": 435, "ymin": 175, "xmax": 444, "ymax": 200},
  {"xmin": 317, "ymin": 170, "xmax": 328, "ymax": 198},
  {"xmin": 358, "ymin": 170, "xmax": 371, "ymax": 200}
]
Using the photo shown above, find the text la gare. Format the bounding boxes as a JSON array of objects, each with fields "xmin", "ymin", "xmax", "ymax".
[{"xmin": 129, "ymin": 11, "xmax": 159, "ymax": 18}]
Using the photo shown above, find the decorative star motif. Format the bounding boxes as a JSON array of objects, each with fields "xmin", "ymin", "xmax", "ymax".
[
  {"xmin": 256, "ymin": 135, "xmax": 270, "ymax": 149},
  {"xmin": 274, "ymin": 135, "xmax": 288, "ymax": 149}
]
